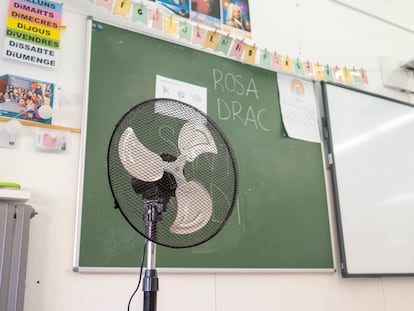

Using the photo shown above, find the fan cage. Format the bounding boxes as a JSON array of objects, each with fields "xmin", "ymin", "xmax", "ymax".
[{"xmin": 107, "ymin": 98, "xmax": 238, "ymax": 248}]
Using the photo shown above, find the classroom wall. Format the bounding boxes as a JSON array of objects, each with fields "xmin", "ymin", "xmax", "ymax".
[{"xmin": 1, "ymin": 1, "xmax": 414, "ymax": 310}]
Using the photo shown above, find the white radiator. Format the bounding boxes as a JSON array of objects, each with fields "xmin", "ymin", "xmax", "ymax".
[{"xmin": 0, "ymin": 203, "xmax": 35, "ymax": 311}]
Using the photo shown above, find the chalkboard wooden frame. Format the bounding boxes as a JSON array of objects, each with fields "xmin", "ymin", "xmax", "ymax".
[
  {"xmin": 73, "ymin": 19, "xmax": 334, "ymax": 272},
  {"xmin": 322, "ymin": 82, "xmax": 414, "ymax": 277}
]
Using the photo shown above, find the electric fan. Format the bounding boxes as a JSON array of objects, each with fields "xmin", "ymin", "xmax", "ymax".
[{"xmin": 107, "ymin": 98, "xmax": 238, "ymax": 311}]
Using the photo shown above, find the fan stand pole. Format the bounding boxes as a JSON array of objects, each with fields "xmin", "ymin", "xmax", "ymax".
[
  {"xmin": 143, "ymin": 240, "xmax": 158, "ymax": 311},
  {"xmin": 142, "ymin": 199, "xmax": 162, "ymax": 311}
]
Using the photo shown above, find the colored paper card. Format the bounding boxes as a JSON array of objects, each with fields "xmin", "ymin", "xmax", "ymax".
[
  {"xmin": 7, "ymin": 18, "xmax": 61, "ymax": 40},
  {"xmin": 192, "ymin": 26, "xmax": 207, "ymax": 46},
  {"xmin": 271, "ymin": 53, "xmax": 282, "ymax": 70},
  {"xmin": 281, "ymin": 56, "xmax": 293, "ymax": 73},
  {"xmin": 205, "ymin": 31, "xmax": 220, "ymax": 50},
  {"xmin": 314, "ymin": 63, "xmax": 324, "ymax": 80},
  {"xmin": 293, "ymin": 59, "xmax": 304, "ymax": 75},
  {"xmin": 164, "ymin": 16, "xmax": 178, "ymax": 36},
  {"xmin": 350, "ymin": 68, "xmax": 362, "ymax": 84},
  {"xmin": 333, "ymin": 66, "xmax": 343, "ymax": 82},
  {"xmin": 132, "ymin": 3, "xmax": 147, "ymax": 22},
  {"xmin": 343, "ymin": 67, "xmax": 352, "ymax": 83},
  {"xmin": 304, "ymin": 60, "xmax": 314, "ymax": 77},
  {"xmin": 8, "ymin": 0, "xmax": 59, "ymax": 12},
  {"xmin": 229, "ymin": 39, "xmax": 246, "ymax": 59},
  {"xmin": 113, "ymin": 0, "xmax": 131, "ymax": 17},
  {"xmin": 7, "ymin": 5, "xmax": 63, "ymax": 25},
  {"xmin": 259, "ymin": 49, "xmax": 271, "ymax": 68},
  {"xmin": 360, "ymin": 68, "xmax": 368, "ymax": 84},
  {"xmin": 243, "ymin": 44, "xmax": 257, "ymax": 64},
  {"xmin": 149, "ymin": 9, "xmax": 163, "ymax": 30},
  {"xmin": 324, "ymin": 65, "xmax": 333, "ymax": 81},
  {"xmin": 178, "ymin": 21, "xmax": 192, "ymax": 41},
  {"xmin": 96, "ymin": 0, "xmax": 113, "ymax": 10},
  {"xmin": 215, "ymin": 35, "xmax": 232, "ymax": 55},
  {"xmin": 3, "ymin": 37, "xmax": 61, "ymax": 68},
  {"xmin": 6, "ymin": 7, "xmax": 62, "ymax": 34}
]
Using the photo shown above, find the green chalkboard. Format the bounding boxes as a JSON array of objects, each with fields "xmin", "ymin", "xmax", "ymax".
[{"xmin": 75, "ymin": 20, "xmax": 333, "ymax": 270}]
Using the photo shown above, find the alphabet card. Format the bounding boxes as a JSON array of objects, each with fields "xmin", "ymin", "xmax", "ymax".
[
  {"xmin": 3, "ymin": 0, "xmax": 63, "ymax": 68},
  {"xmin": 229, "ymin": 38, "xmax": 246, "ymax": 59}
]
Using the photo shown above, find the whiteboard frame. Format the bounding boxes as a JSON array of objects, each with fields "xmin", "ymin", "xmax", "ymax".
[{"xmin": 322, "ymin": 81, "xmax": 414, "ymax": 277}]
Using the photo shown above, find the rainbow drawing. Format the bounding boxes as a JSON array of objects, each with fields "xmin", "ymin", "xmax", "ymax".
[{"xmin": 290, "ymin": 79, "xmax": 305, "ymax": 96}]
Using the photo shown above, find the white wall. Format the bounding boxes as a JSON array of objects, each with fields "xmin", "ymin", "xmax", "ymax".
[{"xmin": 1, "ymin": 1, "xmax": 414, "ymax": 310}]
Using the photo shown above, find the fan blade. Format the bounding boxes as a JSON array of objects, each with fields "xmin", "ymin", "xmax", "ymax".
[
  {"xmin": 178, "ymin": 121, "xmax": 217, "ymax": 162},
  {"xmin": 170, "ymin": 181, "xmax": 212, "ymax": 234},
  {"xmin": 118, "ymin": 127, "xmax": 164, "ymax": 182}
]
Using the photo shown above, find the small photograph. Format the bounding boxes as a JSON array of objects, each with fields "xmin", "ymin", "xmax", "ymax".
[
  {"xmin": 157, "ymin": 0, "xmax": 190, "ymax": 18},
  {"xmin": 0, "ymin": 75, "xmax": 54, "ymax": 124},
  {"xmin": 190, "ymin": 0, "xmax": 221, "ymax": 26},
  {"xmin": 222, "ymin": 0, "xmax": 251, "ymax": 32}
]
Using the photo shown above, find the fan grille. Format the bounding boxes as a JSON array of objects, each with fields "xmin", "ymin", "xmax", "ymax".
[{"xmin": 107, "ymin": 98, "xmax": 237, "ymax": 248}]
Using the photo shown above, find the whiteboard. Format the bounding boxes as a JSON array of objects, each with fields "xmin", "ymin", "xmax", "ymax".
[{"xmin": 323, "ymin": 83, "xmax": 414, "ymax": 276}]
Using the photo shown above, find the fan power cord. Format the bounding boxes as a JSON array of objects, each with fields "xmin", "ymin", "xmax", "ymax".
[{"xmin": 127, "ymin": 239, "xmax": 147, "ymax": 311}]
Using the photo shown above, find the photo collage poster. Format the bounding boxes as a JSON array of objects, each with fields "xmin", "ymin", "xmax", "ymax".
[
  {"xmin": 149, "ymin": 0, "xmax": 251, "ymax": 35},
  {"xmin": 0, "ymin": 75, "xmax": 54, "ymax": 124}
]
